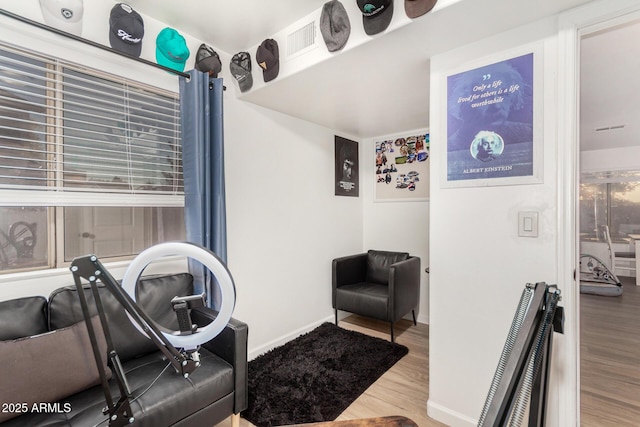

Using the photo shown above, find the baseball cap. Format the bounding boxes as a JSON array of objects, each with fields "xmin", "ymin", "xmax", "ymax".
[
  {"xmin": 155, "ymin": 28, "xmax": 190, "ymax": 72},
  {"xmin": 320, "ymin": 0, "xmax": 351, "ymax": 52},
  {"xmin": 194, "ymin": 44, "xmax": 222, "ymax": 77},
  {"xmin": 256, "ymin": 39, "xmax": 279, "ymax": 83},
  {"xmin": 39, "ymin": 0, "xmax": 83, "ymax": 36},
  {"xmin": 230, "ymin": 52, "xmax": 253, "ymax": 93},
  {"xmin": 109, "ymin": 3, "xmax": 144, "ymax": 57},
  {"xmin": 405, "ymin": 0, "xmax": 437, "ymax": 18},
  {"xmin": 356, "ymin": 0, "xmax": 393, "ymax": 36}
]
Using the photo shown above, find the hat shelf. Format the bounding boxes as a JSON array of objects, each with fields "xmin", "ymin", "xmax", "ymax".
[{"xmin": 0, "ymin": 7, "xmax": 191, "ymax": 79}]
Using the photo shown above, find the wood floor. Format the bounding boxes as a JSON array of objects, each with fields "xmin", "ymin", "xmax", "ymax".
[
  {"xmin": 216, "ymin": 315, "xmax": 445, "ymax": 427},
  {"xmin": 580, "ymin": 276, "xmax": 640, "ymax": 426}
]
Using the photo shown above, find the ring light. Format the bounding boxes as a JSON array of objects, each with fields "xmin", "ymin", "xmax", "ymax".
[{"xmin": 121, "ymin": 242, "xmax": 236, "ymax": 349}]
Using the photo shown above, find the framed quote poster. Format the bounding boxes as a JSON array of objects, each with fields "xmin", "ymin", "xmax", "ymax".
[
  {"xmin": 374, "ymin": 132, "xmax": 429, "ymax": 202},
  {"xmin": 443, "ymin": 48, "xmax": 543, "ymax": 188}
]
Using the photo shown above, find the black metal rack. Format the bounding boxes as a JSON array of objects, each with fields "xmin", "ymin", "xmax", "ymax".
[
  {"xmin": 478, "ymin": 282, "xmax": 564, "ymax": 427},
  {"xmin": 70, "ymin": 254, "xmax": 200, "ymax": 427}
]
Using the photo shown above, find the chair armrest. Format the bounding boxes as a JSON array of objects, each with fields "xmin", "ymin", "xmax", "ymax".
[
  {"xmin": 191, "ymin": 308, "xmax": 248, "ymax": 414},
  {"xmin": 332, "ymin": 253, "xmax": 368, "ymax": 305},
  {"xmin": 332, "ymin": 253, "xmax": 368, "ymax": 287},
  {"xmin": 389, "ymin": 256, "xmax": 421, "ymax": 321}
]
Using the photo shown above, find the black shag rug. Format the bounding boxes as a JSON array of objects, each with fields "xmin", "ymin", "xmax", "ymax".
[{"xmin": 242, "ymin": 322, "xmax": 409, "ymax": 427}]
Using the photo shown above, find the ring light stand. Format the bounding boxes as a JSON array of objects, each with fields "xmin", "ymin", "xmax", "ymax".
[
  {"xmin": 121, "ymin": 242, "xmax": 236, "ymax": 350},
  {"xmin": 69, "ymin": 242, "xmax": 236, "ymax": 427}
]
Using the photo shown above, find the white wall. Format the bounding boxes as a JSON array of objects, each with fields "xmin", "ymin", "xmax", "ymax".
[
  {"xmin": 223, "ymin": 97, "xmax": 364, "ymax": 358},
  {"xmin": 0, "ymin": 1, "xmax": 364, "ymax": 360},
  {"xmin": 428, "ymin": 18, "xmax": 563, "ymax": 426},
  {"xmin": 426, "ymin": 2, "xmax": 640, "ymax": 426},
  {"xmin": 362, "ymin": 129, "xmax": 430, "ymax": 324}
]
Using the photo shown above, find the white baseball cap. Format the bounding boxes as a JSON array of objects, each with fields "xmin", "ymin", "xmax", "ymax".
[{"xmin": 40, "ymin": 0, "xmax": 84, "ymax": 36}]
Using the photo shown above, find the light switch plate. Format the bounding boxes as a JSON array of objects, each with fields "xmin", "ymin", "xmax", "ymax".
[{"xmin": 518, "ymin": 211, "xmax": 539, "ymax": 237}]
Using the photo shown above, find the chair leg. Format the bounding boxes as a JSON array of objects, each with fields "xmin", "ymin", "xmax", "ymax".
[
  {"xmin": 335, "ymin": 309, "xmax": 338, "ymax": 325},
  {"xmin": 390, "ymin": 322, "xmax": 395, "ymax": 342},
  {"xmin": 231, "ymin": 413, "xmax": 240, "ymax": 427},
  {"xmin": 412, "ymin": 310, "xmax": 417, "ymax": 326}
]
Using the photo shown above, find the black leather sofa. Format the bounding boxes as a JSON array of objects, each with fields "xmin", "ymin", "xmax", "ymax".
[{"xmin": 0, "ymin": 273, "xmax": 248, "ymax": 427}]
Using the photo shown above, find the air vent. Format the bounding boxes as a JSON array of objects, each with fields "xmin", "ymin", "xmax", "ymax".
[
  {"xmin": 595, "ymin": 124, "xmax": 625, "ymax": 132},
  {"xmin": 286, "ymin": 21, "xmax": 317, "ymax": 59}
]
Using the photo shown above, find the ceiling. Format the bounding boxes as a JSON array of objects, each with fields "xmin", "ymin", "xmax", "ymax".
[
  {"xmin": 115, "ymin": 0, "xmax": 630, "ymax": 142},
  {"xmin": 580, "ymin": 19, "xmax": 640, "ymax": 152}
]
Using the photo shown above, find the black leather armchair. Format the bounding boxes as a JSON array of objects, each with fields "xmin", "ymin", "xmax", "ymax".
[{"xmin": 332, "ymin": 250, "xmax": 421, "ymax": 342}]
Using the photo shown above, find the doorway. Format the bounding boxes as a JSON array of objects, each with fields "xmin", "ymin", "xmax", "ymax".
[{"xmin": 578, "ymin": 13, "xmax": 640, "ymax": 427}]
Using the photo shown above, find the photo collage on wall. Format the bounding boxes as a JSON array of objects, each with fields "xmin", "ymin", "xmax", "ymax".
[{"xmin": 375, "ymin": 133, "xmax": 430, "ymax": 201}]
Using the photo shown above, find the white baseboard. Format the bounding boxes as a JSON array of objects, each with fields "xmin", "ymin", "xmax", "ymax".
[
  {"xmin": 248, "ymin": 315, "xmax": 334, "ymax": 361},
  {"xmin": 427, "ymin": 399, "xmax": 477, "ymax": 427},
  {"xmin": 416, "ymin": 312, "xmax": 429, "ymax": 324}
]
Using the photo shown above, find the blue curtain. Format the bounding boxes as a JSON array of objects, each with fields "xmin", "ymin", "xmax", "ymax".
[{"xmin": 179, "ymin": 71, "xmax": 227, "ymax": 309}]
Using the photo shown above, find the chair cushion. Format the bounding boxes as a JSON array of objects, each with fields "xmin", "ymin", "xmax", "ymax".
[
  {"xmin": 335, "ymin": 282, "xmax": 389, "ymax": 321},
  {"xmin": 117, "ymin": 348, "xmax": 234, "ymax": 426},
  {"xmin": 48, "ymin": 273, "xmax": 194, "ymax": 363},
  {"xmin": 0, "ymin": 316, "xmax": 110, "ymax": 423},
  {"xmin": 0, "ymin": 347, "xmax": 234, "ymax": 427},
  {"xmin": 0, "ymin": 296, "xmax": 48, "ymax": 340},
  {"xmin": 366, "ymin": 250, "xmax": 409, "ymax": 285}
]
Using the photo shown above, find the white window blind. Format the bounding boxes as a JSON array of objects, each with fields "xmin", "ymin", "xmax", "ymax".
[{"xmin": 0, "ymin": 43, "xmax": 183, "ymax": 206}]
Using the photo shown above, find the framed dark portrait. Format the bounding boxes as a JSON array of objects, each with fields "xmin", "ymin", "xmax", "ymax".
[{"xmin": 335, "ymin": 136, "xmax": 359, "ymax": 197}]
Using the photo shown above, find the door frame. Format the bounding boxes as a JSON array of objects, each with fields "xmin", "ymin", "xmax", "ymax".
[{"xmin": 558, "ymin": 1, "xmax": 640, "ymax": 425}]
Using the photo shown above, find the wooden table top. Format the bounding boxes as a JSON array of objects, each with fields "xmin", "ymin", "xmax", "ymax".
[{"xmin": 289, "ymin": 416, "xmax": 418, "ymax": 427}]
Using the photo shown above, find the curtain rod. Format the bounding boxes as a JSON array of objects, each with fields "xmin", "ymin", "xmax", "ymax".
[{"xmin": 0, "ymin": 8, "xmax": 191, "ymax": 79}]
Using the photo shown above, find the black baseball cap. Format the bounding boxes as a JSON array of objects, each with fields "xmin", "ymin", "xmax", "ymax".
[
  {"xmin": 109, "ymin": 3, "xmax": 144, "ymax": 57},
  {"xmin": 194, "ymin": 44, "xmax": 222, "ymax": 77},
  {"xmin": 356, "ymin": 0, "xmax": 393, "ymax": 36},
  {"xmin": 256, "ymin": 39, "xmax": 279, "ymax": 83}
]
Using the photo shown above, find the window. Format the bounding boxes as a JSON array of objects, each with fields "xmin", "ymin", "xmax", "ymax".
[
  {"xmin": 580, "ymin": 171, "xmax": 640, "ymax": 242},
  {"xmin": 0, "ymin": 43, "xmax": 185, "ymax": 273}
]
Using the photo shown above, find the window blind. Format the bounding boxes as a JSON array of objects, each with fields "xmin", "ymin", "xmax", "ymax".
[{"xmin": 0, "ymin": 43, "xmax": 183, "ymax": 205}]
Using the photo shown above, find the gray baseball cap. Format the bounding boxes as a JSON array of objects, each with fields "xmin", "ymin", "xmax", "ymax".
[
  {"xmin": 230, "ymin": 52, "xmax": 253, "ymax": 93},
  {"xmin": 320, "ymin": 0, "xmax": 351, "ymax": 52}
]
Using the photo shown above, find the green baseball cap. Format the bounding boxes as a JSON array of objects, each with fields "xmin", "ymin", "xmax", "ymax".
[{"xmin": 155, "ymin": 27, "xmax": 190, "ymax": 72}]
